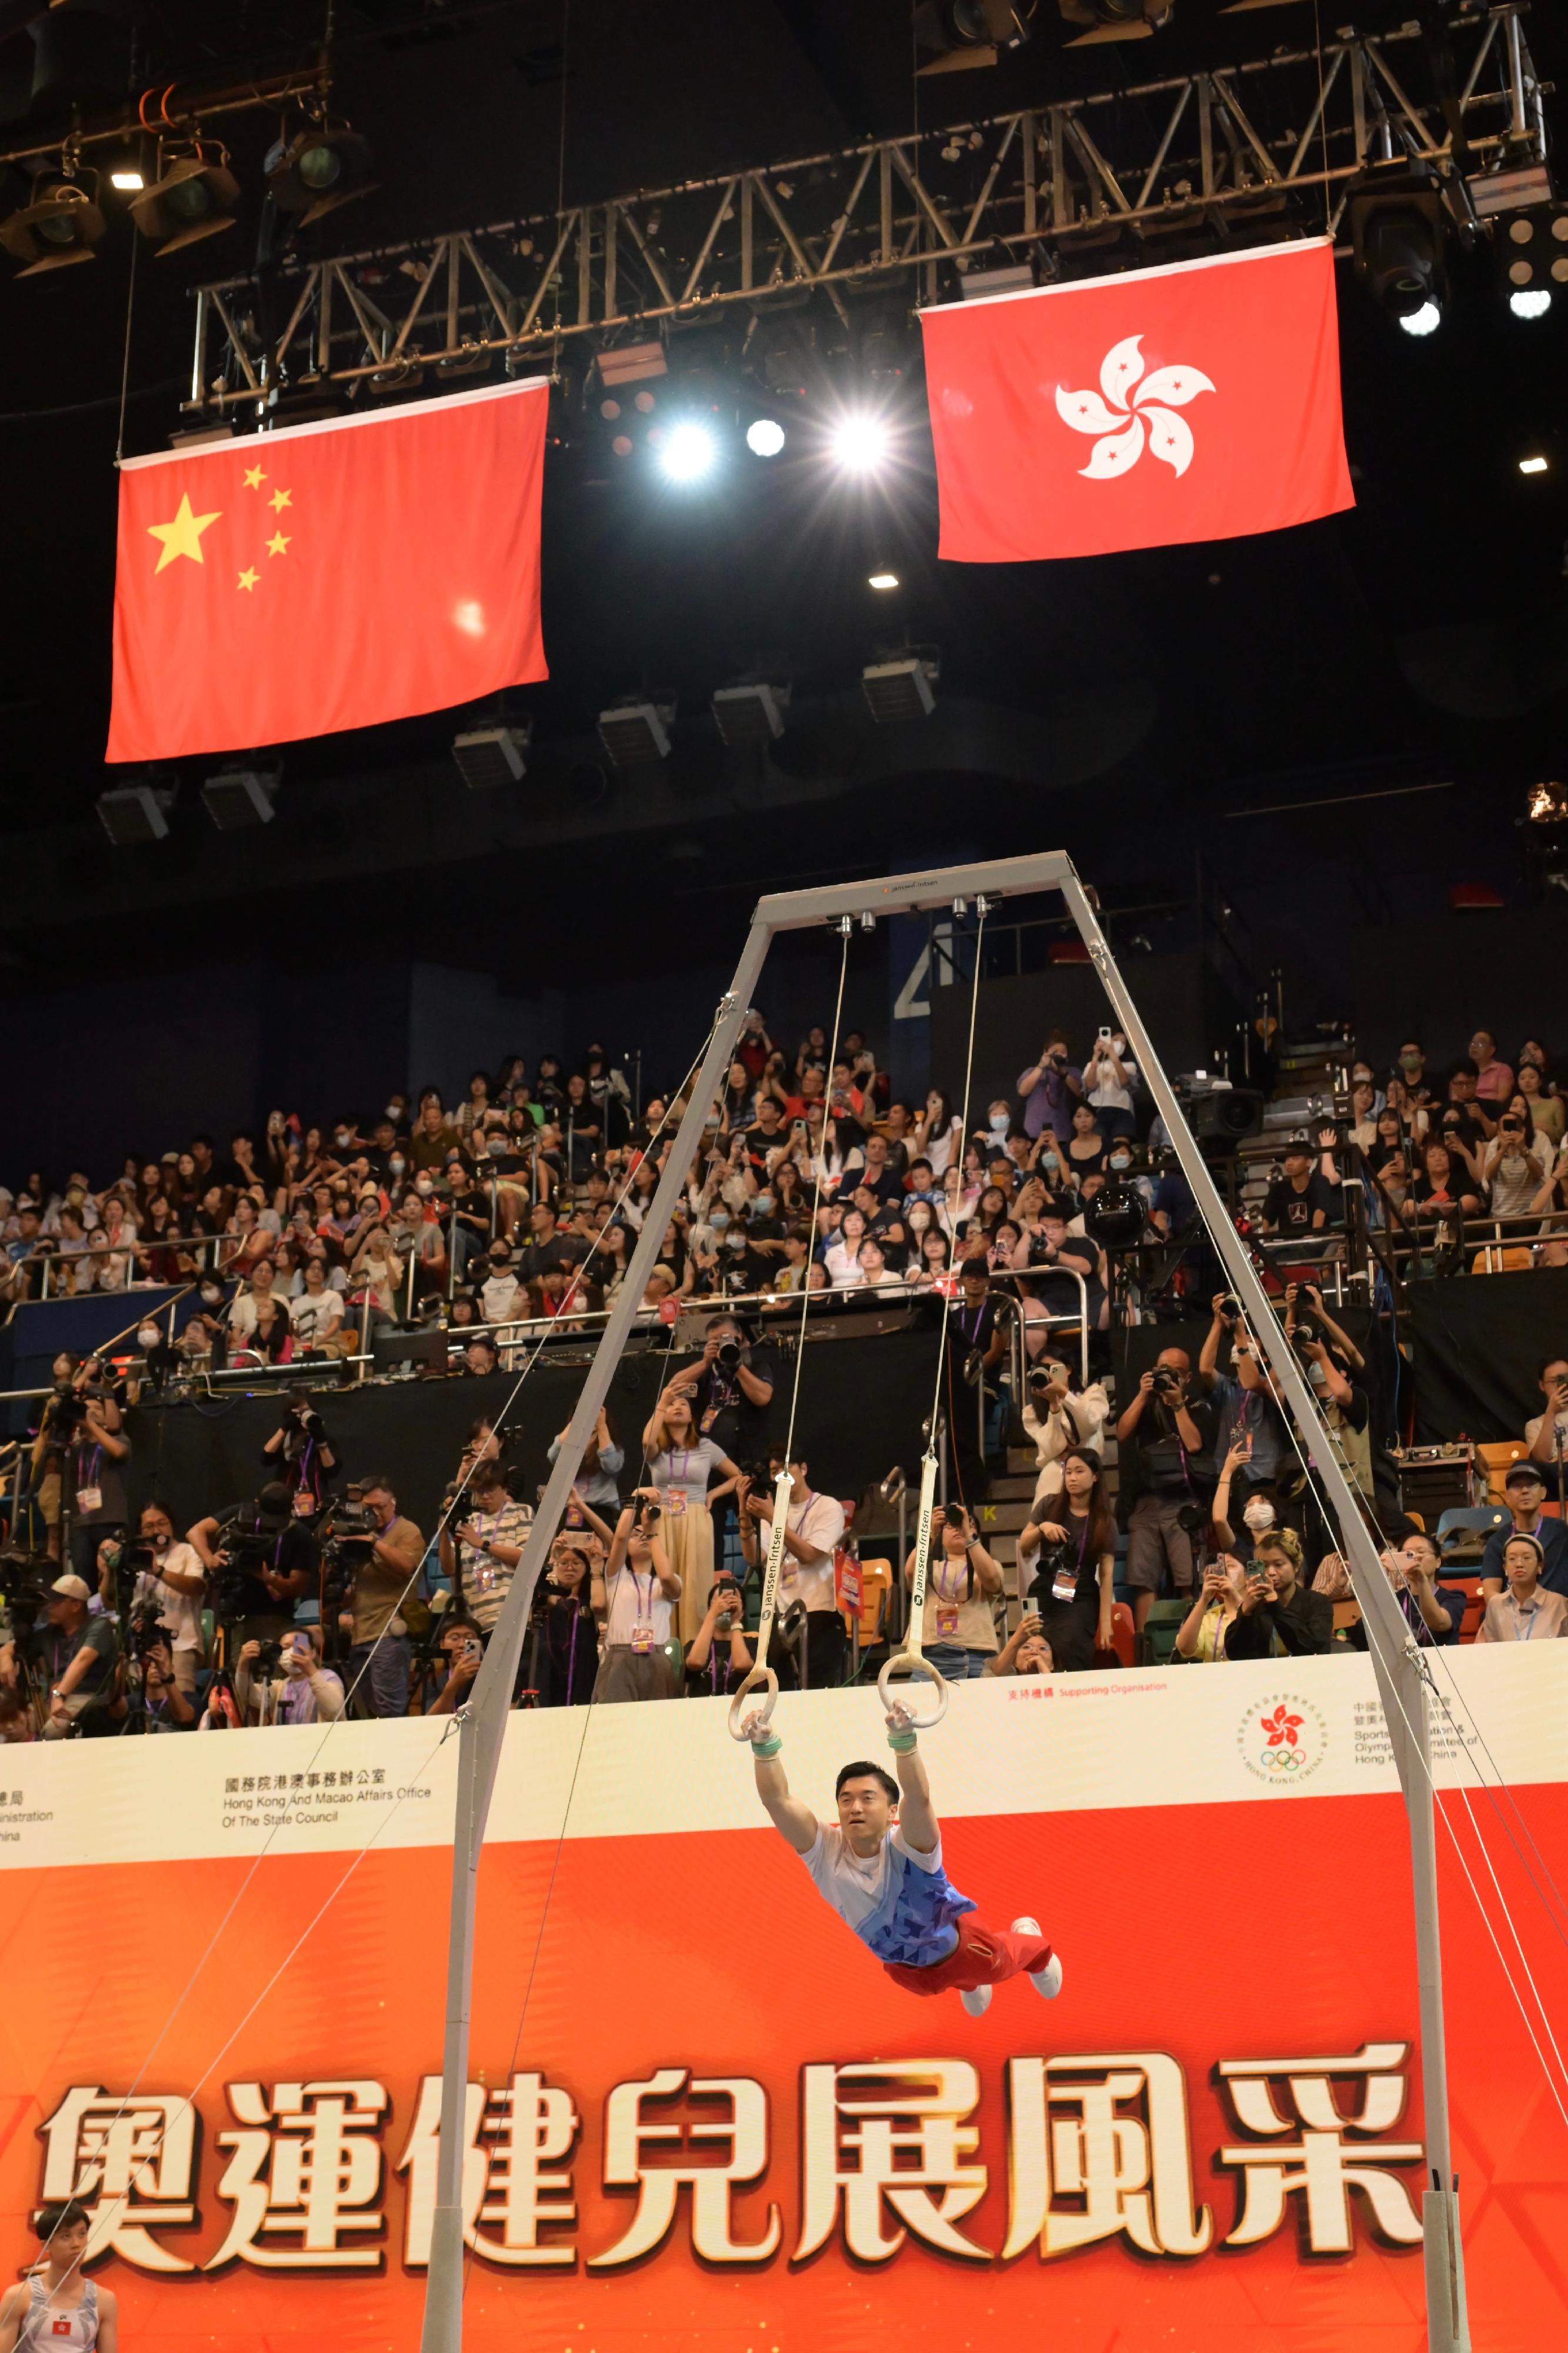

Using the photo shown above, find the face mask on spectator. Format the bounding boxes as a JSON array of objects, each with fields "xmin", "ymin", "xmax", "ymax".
[
  {"xmin": 416, "ymin": 1177, "xmax": 433, "ymax": 1197},
  {"xmin": 201, "ymin": 1282, "xmax": 222, "ymax": 1305},
  {"xmin": 753, "ymin": 1193, "xmax": 774, "ymax": 1215},
  {"xmin": 489, "ymin": 1137, "xmax": 508, "ymax": 1156},
  {"xmin": 1242, "ymin": 1498, "xmax": 1276, "ymax": 1532},
  {"xmin": 389, "ymin": 1155, "xmax": 406, "ymax": 1176},
  {"xmin": 1109, "ymin": 1150, "xmax": 1132, "ymax": 1171},
  {"xmin": 710, "ymin": 1211, "xmax": 730, "ymax": 1231},
  {"xmin": 136, "ymin": 1324, "xmax": 161, "ymax": 1350},
  {"xmin": 908, "ymin": 1206, "xmax": 931, "ymax": 1231},
  {"xmin": 385, "ymin": 1104, "xmax": 401, "ymax": 1121},
  {"xmin": 989, "ymin": 1112, "xmax": 1010, "ymax": 1136},
  {"xmin": 335, "ymin": 1128, "xmax": 352, "ymax": 1146}
]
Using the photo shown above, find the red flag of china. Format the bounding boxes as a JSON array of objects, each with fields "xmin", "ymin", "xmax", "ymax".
[
  {"xmin": 107, "ymin": 378, "xmax": 549, "ymax": 762},
  {"xmin": 920, "ymin": 240, "xmax": 1352, "ymax": 563}
]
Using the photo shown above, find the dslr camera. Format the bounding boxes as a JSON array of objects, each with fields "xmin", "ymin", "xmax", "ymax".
[{"xmin": 1152, "ymin": 1365, "xmax": 1183, "ymax": 1398}]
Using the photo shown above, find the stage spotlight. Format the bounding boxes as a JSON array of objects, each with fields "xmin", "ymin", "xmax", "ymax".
[
  {"xmin": 915, "ymin": 0, "xmax": 1029, "ymax": 72},
  {"xmin": 599, "ymin": 695, "xmax": 675, "ymax": 767},
  {"xmin": 1527, "ymin": 782, "xmax": 1568, "ymax": 824},
  {"xmin": 862, "ymin": 658, "xmax": 936, "ymax": 724},
  {"xmin": 0, "ymin": 178, "xmax": 106, "ymax": 275},
  {"xmin": 831, "ymin": 414, "xmax": 890, "ymax": 471},
  {"xmin": 1059, "ymin": 0, "xmax": 1170, "ymax": 46},
  {"xmin": 96, "ymin": 783, "xmax": 174, "ymax": 845},
  {"xmin": 868, "ymin": 568, "xmax": 900, "ymax": 591},
  {"xmin": 659, "ymin": 420, "xmax": 716, "ymax": 482},
  {"xmin": 1520, "ymin": 455, "xmax": 1549, "ymax": 476},
  {"xmin": 746, "ymin": 417, "xmax": 785, "ymax": 457},
  {"xmin": 712, "ymin": 682, "xmax": 789, "ymax": 745},
  {"xmin": 201, "ymin": 765, "xmax": 280, "ymax": 829},
  {"xmin": 1398, "ymin": 301, "xmax": 1441, "ymax": 338},
  {"xmin": 451, "ymin": 724, "xmax": 531, "ymax": 787},
  {"xmin": 1348, "ymin": 159, "xmax": 1446, "ymax": 324},
  {"xmin": 131, "ymin": 151, "xmax": 240, "ymax": 255},
  {"xmin": 1510, "ymin": 288, "xmax": 1552, "ymax": 320},
  {"xmin": 265, "ymin": 125, "xmax": 375, "ymax": 227}
]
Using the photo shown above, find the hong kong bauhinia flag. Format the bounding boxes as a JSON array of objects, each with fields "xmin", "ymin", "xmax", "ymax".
[
  {"xmin": 107, "ymin": 377, "xmax": 549, "ymax": 761},
  {"xmin": 919, "ymin": 240, "xmax": 1352, "ymax": 563}
]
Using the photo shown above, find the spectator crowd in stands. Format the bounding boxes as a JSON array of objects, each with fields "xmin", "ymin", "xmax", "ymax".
[{"xmin": 2, "ymin": 1013, "xmax": 1566, "ymax": 1741}]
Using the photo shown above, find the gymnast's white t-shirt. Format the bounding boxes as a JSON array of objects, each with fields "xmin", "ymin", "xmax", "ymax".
[{"xmin": 800, "ymin": 1821, "xmax": 974, "ymax": 1968}]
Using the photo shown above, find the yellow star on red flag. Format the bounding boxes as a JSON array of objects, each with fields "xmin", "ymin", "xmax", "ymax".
[
  {"xmin": 147, "ymin": 492, "xmax": 222, "ymax": 574},
  {"xmin": 237, "ymin": 567, "xmax": 259, "ymax": 592},
  {"xmin": 266, "ymin": 530, "xmax": 290, "ymax": 557},
  {"xmin": 269, "ymin": 488, "xmax": 292, "ymax": 513},
  {"xmin": 243, "ymin": 464, "xmax": 266, "ymax": 490}
]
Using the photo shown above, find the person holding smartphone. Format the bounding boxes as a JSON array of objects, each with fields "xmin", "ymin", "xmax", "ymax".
[
  {"xmin": 1173, "ymin": 1556, "xmax": 1247, "ymax": 1662},
  {"xmin": 1085, "ymin": 1026, "xmax": 1139, "ymax": 1141},
  {"xmin": 903, "ymin": 1502, "xmax": 1006, "ymax": 1680}
]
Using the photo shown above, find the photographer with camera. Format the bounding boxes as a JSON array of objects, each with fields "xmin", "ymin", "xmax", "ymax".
[
  {"xmin": 738, "ymin": 1451, "xmax": 847, "ymax": 1689},
  {"xmin": 59, "ymin": 1359, "xmax": 131, "ymax": 1583},
  {"xmin": 1115, "ymin": 1346, "xmax": 1216, "ymax": 1637},
  {"xmin": 1172, "ymin": 1555, "xmax": 1248, "ymax": 1664},
  {"xmin": 340, "ymin": 1475, "xmax": 425, "ymax": 1718},
  {"xmin": 1017, "ymin": 1032, "xmax": 1084, "ymax": 1144},
  {"xmin": 683, "ymin": 1569, "xmax": 766, "ymax": 1699},
  {"xmin": 438, "ymin": 1455, "xmax": 533, "ymax": 1638},
  {"xmin": 426, "ymin": 1610, "xmax": 488, "ymax": 1716},
  {"xmin": 235, "ymin": 1625, "xmax": 345, "ymax": 1726},
  {"xmin": 592, "ymin": 1497, "xmax": 682, "ymax": 1702},
  {"xmin": 1015, "ymin": 1448, "xmax": 1116, "ymax": 1672},
  {"xmin": 1199, "ymin": 1298, "xmax": 1295, "ymax": 1525},
  {"xmin": 261, "ymin": 1392, "xmax": 338, "ymax": 1512},
  {"xmin": 1281, "ymin": 1283, "xmax": 1374, "ymax": 1505},
  {"xmin": 115, "ymin": 1501, "xmax": 206, "ymax": 1697},
  {"xmin": 545, "ymin": 1407, "xmax": 625, "ymax": 1515},
  {"xmin": 188, "ymin": 1482, "xmax": 318, "ymax": 1648},
  {"xmin": 904, "ymin": 1501, "xmax": 1006, "ymax": 1680},
  {"xmin": 39, "ymin": 1573, "xmax": 119, "ymax": 1738},
  {"xmin": 1021, "ymin": 1354, "xmax": 1109, "ymax": 1517},
  {"xmin": 135, "ymin": 1631, "xmax": 197, "ymax": 1731}
]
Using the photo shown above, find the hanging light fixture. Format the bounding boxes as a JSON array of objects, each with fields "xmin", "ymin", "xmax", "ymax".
[
  {"xmin": 130, "ymin": 144, "xmax": 241, "ymax": 255},
  {"xmin": 264, "ymin": 122, "xmax": 376, "ymax": 227},
  {"xmin": 0, "ymin": 172, "xmax": 106, "ymax": 275}
]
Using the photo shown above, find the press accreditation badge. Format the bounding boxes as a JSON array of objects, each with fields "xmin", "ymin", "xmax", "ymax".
[
  {"xmin": 665, "ymin": 1490, "xmax": 687, "ymax": 1516},
  {"xmin": 1052, "ymin": 1571, "xmax": 1077, "ymax": 1602},
  {"xmin": 630, "ymin": 1622, "xmax": 655, "ymax": 1654},
  {"xmin": 936, "ymin": 1605, "xmax": 960, "ymax": 1638},
  {"xmin": 76, "ymin": 1487, "xmax": 102, "ymax": 1514}
]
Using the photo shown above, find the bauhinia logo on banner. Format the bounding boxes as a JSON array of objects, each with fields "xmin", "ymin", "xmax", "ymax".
[
  {"xmin": 106, "ymin": 378, "xmax": 550, "ymax": 762},
  {"xmin": 36, "ymin": 2043, "xmax": 1424, "ymax": 2275},
  {"xmin": 919, "ymin": 241, "xmax": 1353, "ymax": 562}
]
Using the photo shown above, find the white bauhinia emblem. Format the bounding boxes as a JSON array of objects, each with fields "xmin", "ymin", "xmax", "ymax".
[{"xmin": 1055, "ymin": 334, "xmax": 1215, "ymax": 480}]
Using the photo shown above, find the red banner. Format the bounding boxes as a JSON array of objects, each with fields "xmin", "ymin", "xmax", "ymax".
[
  {"xmin": 106, "ymin": 379, "xmax": 549, "ymax": 762},
  {"xmin": 2, "ymin": 1657, "xmax": 1565, "ymax": 2347},
  {"xmin": 920, "ymin": 240, "xmax": 1353, "ymax": 562}
]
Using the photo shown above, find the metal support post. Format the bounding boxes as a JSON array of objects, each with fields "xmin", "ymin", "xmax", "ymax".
[
  {"xmin": 419, "ymin": 924, "xmax": 770, "ymax": 2353},
  {"xmin": 1055, "ymin": 869, "xmax": 1470, "ymax": 2353}
]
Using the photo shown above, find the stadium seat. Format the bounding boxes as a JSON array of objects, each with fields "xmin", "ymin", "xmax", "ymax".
[
  {"xmin": 1140, "ymin": 1599, "xmax": 1188, "ymax": 1667},
  {"xmin": 1102, "ymin": 1601, "xmax": 1135, "ymax": 1669},
  {"xmin": 1435, "ymin": 1506, "xmax": 1508, "ymax": 1564}
]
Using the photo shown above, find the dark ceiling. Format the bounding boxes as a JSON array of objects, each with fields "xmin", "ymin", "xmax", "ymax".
[{"xmin": 0, "ymin": 0, "xmax": 1565, "ymax": 951}]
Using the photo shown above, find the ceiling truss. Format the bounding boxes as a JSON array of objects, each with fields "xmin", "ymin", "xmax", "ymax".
[{"xmin": 185, "ymin": 6, "xmax": 1550, "ymax": 415}]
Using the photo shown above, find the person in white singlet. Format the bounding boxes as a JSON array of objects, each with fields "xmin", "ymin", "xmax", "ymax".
[{"xmin": 0, "ymin": 2202, "xmax": 118, "ymax": 2352}]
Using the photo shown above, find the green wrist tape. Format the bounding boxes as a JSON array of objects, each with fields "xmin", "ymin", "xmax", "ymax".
[
  {"xmin": 887, "ymin": 1728, "xmax": 918, "ymax": 1754},
  {"xmin": 750, "ymin": 1732, "xmax": 783, "ymax": 1759}
]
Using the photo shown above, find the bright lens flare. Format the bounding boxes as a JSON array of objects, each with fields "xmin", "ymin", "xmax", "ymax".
[
  {"xmin": 830, "ymin": 414, "xmax": 891, "ymax": 471},
  {"xmin": 1510, "ymin": 288, "xmax": 1552, "ymax": 321},
  {"xmin": 1398, "ymin": 301, "xmax": 1440, "ymax": 338},
  {"xmin": 660, "ymin": 421, "xmax": 716, "ymax": 482},
  {"xmin": 746, "ymin": 417, "xmax": 785, "ymax": 457}
]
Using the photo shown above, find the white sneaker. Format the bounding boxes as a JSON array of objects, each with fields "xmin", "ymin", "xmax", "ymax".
[
  {"xmin": 960, "ymin": 1983, "xmax": 993, "ymax": 2017},
  {"xmin": 1012, "ymin": 1917, "xmax": 1063, "ymax": 1999}
]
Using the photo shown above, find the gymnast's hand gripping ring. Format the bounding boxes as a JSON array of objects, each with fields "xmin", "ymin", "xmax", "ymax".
[
  {"xmin": 728, "ymin": 1662, "xmax": 780, "ymax": 1744},
  {"xmin": 877, "ymin": 1649, "xmax": 949, "ymax": 1729}
]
